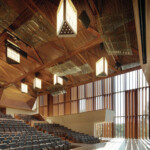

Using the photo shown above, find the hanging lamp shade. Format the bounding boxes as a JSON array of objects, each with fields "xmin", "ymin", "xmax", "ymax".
[
  {"xmin": 33, "ymin": 77, "xmax": 42, "ymax": 89},
  {"xmin": 21, "ymin": 83, "xmax": 28, "ymax": 93},
  {"xmin": 96, "ymin": 57, "xmax": 108, "ymax": 77},
  {"xmin": 6, "ymin": 40, "xmax": 20, "ymax": 64},
  {"xmin": 54, "ymin": 74, "xmax": 63, "ymax": 85},
  {"xmin": 57, "ymin": 0, "xmax": 77, "ymax": 37}
]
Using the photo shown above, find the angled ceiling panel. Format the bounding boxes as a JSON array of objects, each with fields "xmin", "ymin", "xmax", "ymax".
[
  {"xmin": 103, "ymin": 32, "xmax": 132, "ymax": 55},
  {"xmin": 14, "ymin": 12, "xmax": 55, "ymax": 47},
  {"xmin": 47, "ymin": 60, "xmax": 81, "ymax": 76},
  {"xmin": 73, "ymin": 64, "xmax": 93, "ymax": 76}
]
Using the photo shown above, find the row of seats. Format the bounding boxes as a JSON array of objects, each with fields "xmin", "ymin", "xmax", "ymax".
[
  {"xmin": 35, "ymin": 123, "xmax": 100, "ymax": 144},
  {"xmin": 16, "ymin": 114, "xmax": 39, "ymax": 122},
  {"xmin": 0, "ymin": 112, "xmax": 13, "ymax": 119},
  {"xmin": 0, "ymin": 119, "xmax": 37, "ymax": 133},
  {"xmin": 0, "ymin": 132, "xmax": 71, "ymax": 150},
  {"xmin": 0, "ymin": 112, "xmax": 71, "ymax": 149}
]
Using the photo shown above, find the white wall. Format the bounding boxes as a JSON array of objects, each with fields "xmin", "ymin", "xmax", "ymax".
[{"xmin": 47, "ymin": 109, "xmax": 114, "ymax": 136}]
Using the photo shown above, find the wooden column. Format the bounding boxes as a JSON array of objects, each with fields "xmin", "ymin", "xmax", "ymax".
[
  {"xmin": 149, "ymin": 88, "xmax": 150, "ymax": 139},
  {"xmin": 145, "ymin": 88, "xmax": 147, "ymax": 138},
  {"xmin": 93, "ymin": 82, "xmax": 95, "ymax": 111},
  {"xmin": 132, "ymin": 91, "xmax": 135, "ymax": 138},
  {"xmin": 48, "ymin": 94, "xmax": 53, "ymax": 117},
  {"xmin": 112, "ymin": 122, "xmax": 114, "ymax": 138},
  {"xmin": 135, "ymin": 90, "xmax": 138, "ymax": 138},
  {"xmin": 77, "ymin": 86, "xmax": 79, "ymax": 113},
  {"xmin": 125, "ymin": 91, "xmax": 128, "ymax": 138},
  {"xmin": 65, "ymin": 88, "xmax": 71, "ymax": 115}
]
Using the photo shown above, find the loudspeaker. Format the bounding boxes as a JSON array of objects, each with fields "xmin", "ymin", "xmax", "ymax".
[
  {"xmin": 79, "ymin": 10, "xmax": 90, "ymax": 28},
  {"xmin": 60, "ymin": 76, "xmax": 68, "ymax": 82}
]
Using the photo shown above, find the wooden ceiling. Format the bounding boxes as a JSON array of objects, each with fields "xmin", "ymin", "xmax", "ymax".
[{"xmin": 0, "ymin": 0, "xmax": 140, "ymax": 101}]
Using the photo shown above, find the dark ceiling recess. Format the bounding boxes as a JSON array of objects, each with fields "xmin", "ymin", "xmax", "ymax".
[
  {"xmin": 60, "ymin": 76, "xmax": 68, "ymax": 82},
  {"xmin": 115, "ymin": 62, "xmax": 122, "ymax": 70},
  {"xmin": 138, "ymin": 0, "xmax": 147, "ymax": 64},
  {"xmin": 35, "ymin": 72, "xmax": 40, "ymax": 77},
  {"xmin": 79, "ymin": 10, "xmax": 90, "ymax": 28},
  {"xmin": 99, "ymin": 43, "xmax": 104, "ymax": 50}
]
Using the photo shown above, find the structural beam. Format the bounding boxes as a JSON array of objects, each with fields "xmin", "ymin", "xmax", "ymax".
[{"xmin": 3, "ymin": 36, "xmax": 103, "ymax": 88}]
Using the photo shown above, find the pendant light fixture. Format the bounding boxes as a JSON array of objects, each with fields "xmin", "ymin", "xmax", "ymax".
[
  {"xmin": 21, "ymin": 83, "xmax": 28, "ymax": 93},
  {"xmin": 21, "ymin": 79, "xmax": 28, "ymax": 93},
  {"xmin": 96, "ymin": 57, "xmax": 108, "ymax": 77},
  {"xmin": 33, "ymin": 72, "xmax": 42, "ymax": 89},
  {"xmin": 6, "ymin": 40, "xmax": 20, "ymax": 64},
  {"xmin": 54, "ymin": 74, "xmax": 63, "ymax": 85},
  {"xmin": 57, "ymin": 0, "xmax": 77, "ymax": 37}
]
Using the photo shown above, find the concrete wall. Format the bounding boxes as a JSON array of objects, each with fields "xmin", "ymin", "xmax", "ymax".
[{"xmin": 47, "ymin": 109, "xmax": 114, "ymax": 136}]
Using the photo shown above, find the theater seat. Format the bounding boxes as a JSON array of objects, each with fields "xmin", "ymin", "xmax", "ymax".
[
  {"xmin": 14, "ymin": 147, "xmax": 24, "ymax": 150},
  {"xmin": 9, "ymin": 142, "xmax": 17, "ymax": 149},
  {"xmin": 3, "ymin": 140, "xmax": 10, "ymax": 144},
  {"xmin": 0, "ymin": 143, "xmax": 8, "ymax": 149},
  {"xmin": 32, "ymin": 145, "xmax": 40, "ymax": 150},
  {"xmin": 18, "ymin": 141, "xmax": 24, "ymax": 147},
  {"xmin": 24, "ymin": 146, "xmax": 32, "ymax": 150}
]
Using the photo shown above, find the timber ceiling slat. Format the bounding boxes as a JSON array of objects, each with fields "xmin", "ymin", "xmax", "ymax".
[{"xmin": 0, "ymin": 0, "xmax": 139, "ymax": 100}]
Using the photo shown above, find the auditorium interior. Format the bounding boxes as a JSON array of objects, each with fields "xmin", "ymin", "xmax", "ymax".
[{"xmin": 0, "ymin": 0, "xmax": 149, "ymax": 149}]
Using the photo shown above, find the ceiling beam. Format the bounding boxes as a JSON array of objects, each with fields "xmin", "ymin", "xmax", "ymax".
[
  {"xmin": 87, "ymin": 27, "xmax": 100, "ymax": 37},
  {"xmin": 31, "ymin": 48, "xmax": 44, "ymax": 64},
  {"xmin": 9, "ymin": 8, "xmax": 33, "ymax": 30},
  {"xmin": 87, "ymin": 0, "xmax": 100, "ymax": 15},
  {"xmin": 49, "ymin": 41, "xmax": 66, "ymax": 54},
  {"xmin": 3, "ymin": 36, "xmax": 103, "ymax": 88},
  {"xmin": 23, "ymin": 0, "xmax": 55, "ymax": 28}
]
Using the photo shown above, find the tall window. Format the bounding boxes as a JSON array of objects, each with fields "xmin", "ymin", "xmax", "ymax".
[
  {"xmin": 79, "ymin": 99, "xmax": 86, "ymax": 113},
  {"xmin": 50, "ymin": 69, "xmax": 149, "ymax": 139},
  {"xmin": 113, "ymin": 69, "xmax": 149, "ymax": 138}
]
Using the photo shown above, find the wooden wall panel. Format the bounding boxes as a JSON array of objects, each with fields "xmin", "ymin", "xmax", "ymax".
[
  {"xmin": 65, "ymin": 102, "xmax": 70, "ymax": 115},
  {"xmin": 95, "ymin": 122, "xmax": 113, "ymax": 138},
  {"xmin": 66, "ymin": 89, "xmax": 71, "ymax": 102}
]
